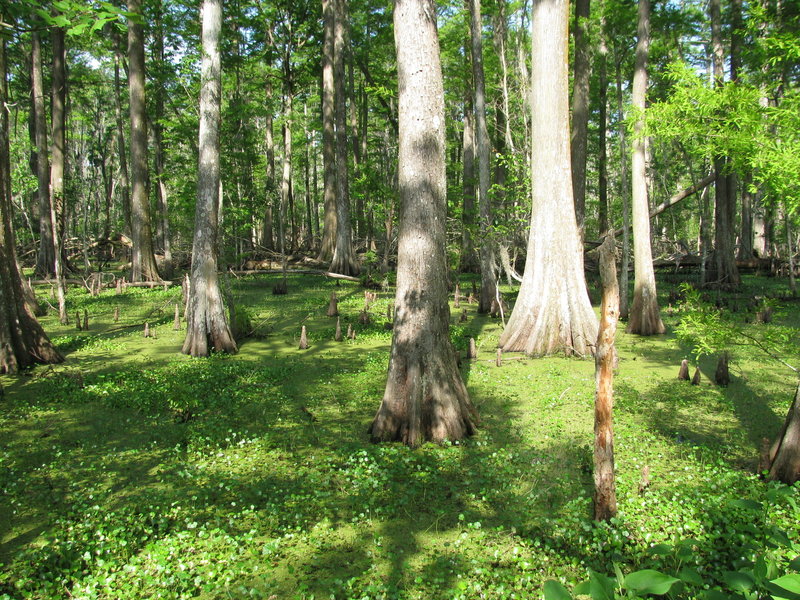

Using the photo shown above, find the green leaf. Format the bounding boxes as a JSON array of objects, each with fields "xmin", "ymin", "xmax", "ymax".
[
  {"xmin": 649, "ymin": 543, "xmax": 674, "ymax": 556},
  {"xmin": 544, "ymin": 580, "xmax": 573, "ymax": 600},
  {"xmin": 702, "ymin": 591, "xmax": 735, "ymax": 600},
  {"xmin": 788, "ymin": 556, "xmax": 800, "ymax": 571},
  {"xmin": 723, "ymin": 571, "xmax": 755, "ymax": 593},
  {"xmin": 768, "ymin": 575, "xmax": 800, "ymax": 600},
  {"xmin": 679, "ymin": 567, "xmax": 705, "ymax": 587},
  {"xmin": 67, "ymin": 22, "xmax": 87, "ymax": 35},
  {"xmin": 623, "ymin": 570, "xmax": 679, "ymax": 596},
  {"xmin": 573, "ymin": 581, "xmax": 591, "ymax": 596},
  {"xmin": 728, "ymin": 499, "xmax": 763, "ymax": 512},
  {"xmin": 588, "ymin": 571, "xmax": 616, "ymax": 600}
]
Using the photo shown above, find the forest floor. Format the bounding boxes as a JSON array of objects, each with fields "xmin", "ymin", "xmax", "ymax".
[{"xmin": 1, "ymin": 269, "xmax": 799, "ymax": 599}]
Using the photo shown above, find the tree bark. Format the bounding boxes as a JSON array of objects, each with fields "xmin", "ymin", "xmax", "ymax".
[
  {"xmin": 707, "ymin": 0, "xmax": 740, "ymax": 288},
  {"xmin": 182, "ymin": 0, "xmax": 237, "ymax": 358},
  {"xmin": 0, "ymin": 31, "xmax": 63, "ymax": 372},
  {"xmin": 768, "ymin": 383, "xmax": 800, "ymax": 485},
  {"xmin": 113, "ymin": 29, "xmax": 131, "ymax": 236},
  {"xmin": 263, "ymin": 73, "xmax": 275, "ymax": 250},
  {"xmin": 49, "ymin": 25, "xmax": 68, "ymax": 324},
  {"xmin": 318, "ymin": 0, "xmax": 337, "ymax": 263},
  {"xmin": 370, "ymin": 0, "xmax": 476, "ymax": 446},
  {"xmin": 329, "ymin": 0, "xmax": 359, "ymax": 276},
  {"xmin": 461, "ymin": 89, "xmax": 476, "ymax": 269},
  {"xmin": 570, "ymin": 0, "xmax": 591, "ymax": 238},
  {"xmin": 153, "ymin": 2, "xmax": 172, "ymax": 278},
  {"xmin": 498, "ymin": 0, "xmax": 598, "ymax": 357},
  {"xmin": 597, "ymin": 20, "xmax": 609, "ymax": 238},
  {"xmin": 627, "ymin": 0, "xmax": 664, "ymax": 335},
  {"xmin": 468, "ymin": 0, "xmax": 497, "ymax": 313},
  {"xmin": 614, "ymin": 53, "xmax": 631, "ymax": 319},
  {"xmin": 128, "ymin": 0, "xmax": 161, "ymax": 282},
  {"xmin": 594, "ymin": 234, "xmax": 618, "ymax": 521},
  {"xmin": 31, "ymin": 32, "xmax": 54, "ymax": 278}
]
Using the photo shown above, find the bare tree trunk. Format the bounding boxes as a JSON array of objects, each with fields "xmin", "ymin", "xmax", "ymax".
[
  {"xmin": 614, "ymin": 55, "xmax": 631, "ymax": 319},
  {"xmin": 739, "ymin": 173, "xmax": 753, "ymax": 259},
  {"xmin": 182, "ymin": 0, "xmax": 237, "ymax": 357},
  {"xmin": 318, "ymin": 0, "xmax": 337, "ymax": 263},
  {"xmin": 594, "ymin": 234, "xmax": 618, "ymax": 521},
  {"xmin": 50, "ymin": 25, "xmax": 68, "ymax": 323},
  {"xmin": 469, "ymin": 0, "xmax": 497, "ymax": 312},
  {"xmin": 768, "ymin": 384, "xmax": 800, "ymax": 485},
  {"xmin": 597, "ymin": 20, "xmax": 609, "ymax": 238},
  {"xmin": 462, "ymin": 89, "xmax": 476, "ymax": 270},
  {"xmin": 707, "ymin": 0, "xmax": 740, "ymax": 288},
  {"xmin": 31, "ymin": 32, "xmax": 54, "ymax": 277},
  {"xmin": 153, "ymin": 2, "xmax": 172, "ymax": 278},
  {"xmin": 498, "ymin": 0, "xmax": 598, "ymax": 356},
  {"xmin": 370, "ymin": 0, "xmax": 476, "ymax": 445},
  {"xmin": 627, "ymin": 0, "xmax": 664, "ymax": 335},
  {"xmin": 263, "ymin": 74, "xmax": 275, "ymax": 250},
  {"xmin": 570, "ymin": 0, "xmax": 591, "ymax": 238},
  {"xmin": 128, "ymin": 0, "xmax": 161, "ymax": 282},
  {"xmin": 0, "ymin": 29, "xmax": 63, "ymax": 372},
  {"xmin": 329, "ymin": 0, "xmax": 358, "ymax": 276},
  {"xmin": 113, "ymin": 29, "xmax": 131, "ymax": 236}
]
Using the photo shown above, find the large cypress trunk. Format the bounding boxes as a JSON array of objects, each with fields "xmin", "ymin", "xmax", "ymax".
[
  {"xmin": 317, "ymin": 0, "xmax": 337, "ymax": 263},
  {"xmin": 128, "ymin": 0, "xmax": 161, "ymax": 282},
  {"xmin": 0, "ymin": 34, "xmax": 62, "ymax": 372},
  {"xmin": 370, "ymin": 0, "xmax": 476, "ymax": 446},
  {"xmin": 182, "ymin": 0, "xmax": 237, "ymax": 358},
  {"xmin": 768, "ymin": 384, "xmax": 800, "ymax": 485},
  {"xmin": 329, "ymin": 0, "xmax": 359, "ymax": 276},
  {"xmin": 498, "ymin": 0, "xmax": 598, "ymax": 357}
]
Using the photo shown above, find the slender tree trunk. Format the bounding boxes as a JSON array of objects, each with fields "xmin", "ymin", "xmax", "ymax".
[
  {"xmin": 498, "ymin": 0, "xmax": 598, "ymax": 356},
  {"xmin": 49, "ymin": 26, "xmax": 68, "ymax": 323},
  {"xmin": 304, "ymin": 102, "xmax": 313, "ymax": 250},
  {"xmin": 0, "ymin": 30, "xmax": 62, "ymax": 372},
  {"xmin": 462, "ymin": 90, "xmax": 476, "ymax": 270},
  {"xmin": 707, "ymin": 0, "xmax": 740, "ymax": 288},
  {"xmin": 614, "ymin": 56, "xmax": 631, "ymax": 319},
  {"xmin": 370, "ymin": 0, "xmax": 476, "ymax": 446},
  {"xmin": 493, "ymin": 0, "xmax": 514, "ymax": 154},
  {"xmin": 263, "ymin": 75, "xmax": 275, "ymax": 250},
  {"xmin": 31, "ymin": 32, "xmax": 54, "ymax": 277},
  {"xmin": 128, "ymin": 0, "xmax": 160, "ymax": 282},
  {"xmin": 570, "ymin": 0, "xmax": 591, "ymax": 238},
  {"xmin": 113, "ymin": 29, "xmax": 131, "ymax": 236},
  {"xmin": 329, "ymin": 0, "xmax": 359, "ymax": 276},
  {"xmin": 183, "ymin": 0, "xmax": 237, "ymax": 357},
  {"xmin": 627, "ymin": 0, "xmax": 664, "ymax": 335},
  {"xmin": 594, "ymin": 234, "xmax": 618, "ymax": 521},
  {"xmin": 318, "ymin": 0, "xmax": 337, "ymax": 263},
  {"xmin": 280, "ymin": 63, "xmax": 292, "ymax": 259},
  {"xmin": 153, "ymin": 2, "xmax": 172, "ymax": 278},
  {"xmin": 469, "ymin": 0, "xmax": 497, "ymax": 312},
  {"xmin": 597, "ymin": 19, "xmax": 609, "ymax": 238},
  {"xmin": 739, "ymin": 173, "xmax": 753, "ymax": 259}
]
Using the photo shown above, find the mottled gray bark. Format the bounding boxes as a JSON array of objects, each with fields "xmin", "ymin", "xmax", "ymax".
[
  {"xmin": 182, "ymin": 0, "xmax": 237, "ymax": 357},
  {"xmin": 128, "ymin": 0, "xmax": 161, "ymax": 282},
  {"xmin": 329, "ymin": 0, "xmax": 358, "ymax": 276},
  {"xmin": 498, "ymin": 0, "xmax": 598, "ymax": 356},
  {"xmin": 627, "ymin": 0, "xmax": 664, "ymax": 335},
  {"xmin": 318, "ymin": 0, "xmax": 337, "ymax": 263},
  {"xmin": 370, "ymin": 0, "xmax": 476, "ymax": 445},
  {"xmin": 0, "ymin": 32, "xmax": 62, "ymax": 372},
  {"xmin": 31, "ymin": 32, "xmax": 54, "ymax": 277},
  {"xmin": 570, "ymin": 0, "xmax": 591, "ymax": 237},
  {"xmin": 468, "ymin": 0, "xmax": 496, "ymax": 312}
]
